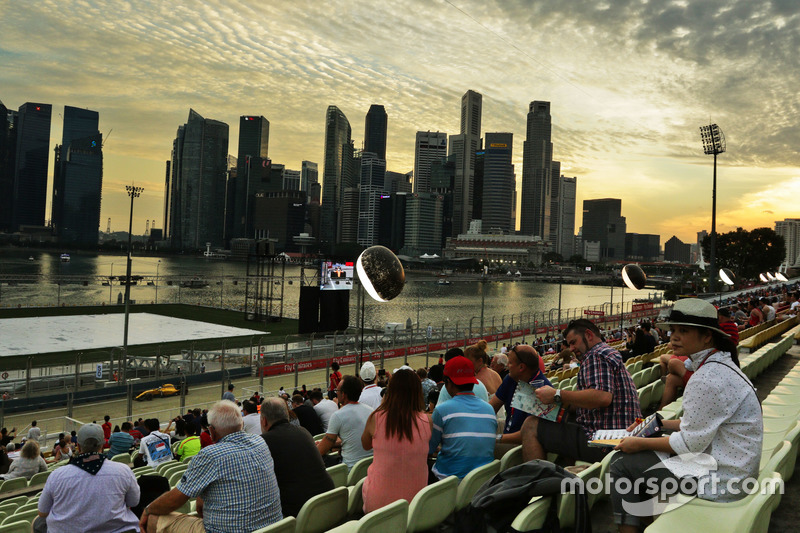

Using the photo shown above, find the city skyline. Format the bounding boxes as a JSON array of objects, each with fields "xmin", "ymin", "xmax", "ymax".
[{"xmin": 2, "ymin": 0, "xmax": 798, "ymax": 243}]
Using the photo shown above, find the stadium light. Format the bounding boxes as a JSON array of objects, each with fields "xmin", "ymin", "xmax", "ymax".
[
  {"xmin": 776, "ymin": 272, "xmax": 789, "ymax": 282},
  {"xmin": 122, "ymin": 185, "xmax": 143, "ymax": 395},
  {"xmin": 699, "ymin": 124, "xmax": 726, "ymax": 294},
  {"xmin": 620, "ymin": 264, "xmax": 646, "ymax": 331}
]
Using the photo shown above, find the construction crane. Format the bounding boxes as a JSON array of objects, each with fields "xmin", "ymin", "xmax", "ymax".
[
  {"xmin": 102, "ymin": 128, "xmax": 113, "ymax": 147},
  {"xmin": 106, "ymin": 218, "xmax": 111, "ymax": 233}
]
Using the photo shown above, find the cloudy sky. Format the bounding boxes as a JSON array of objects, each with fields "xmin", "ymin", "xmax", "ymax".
[{"xmin": 2, "ymin": 0, "xmax": 798, "ymax": 243}]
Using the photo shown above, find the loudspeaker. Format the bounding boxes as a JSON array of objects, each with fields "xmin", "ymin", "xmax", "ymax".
[{"xmin": 298, "ymin": 286, "xmax": 320, "ymax": 334}]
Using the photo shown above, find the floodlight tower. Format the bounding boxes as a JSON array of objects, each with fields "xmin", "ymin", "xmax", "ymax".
[
  {"xmin": 700, "ymin": 124, "xmax": 726, "ymax": 293},
  {"xmin": 122, "ymin": 185, "xmax": 143, "ymax": 386}
]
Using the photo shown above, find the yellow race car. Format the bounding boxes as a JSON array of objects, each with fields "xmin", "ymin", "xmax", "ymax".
[{"xmin": 135, "ymin": 383, "xmax": 185, "ymax": 401}]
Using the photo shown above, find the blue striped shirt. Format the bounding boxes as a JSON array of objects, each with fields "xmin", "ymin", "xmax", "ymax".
[
  {"xmin": 177, "ymin": 431, "xmax": 282, "ymax": 533},
  {"xmin": 429, "ymin": 392, "xmax": 497, "ymax": 479}
]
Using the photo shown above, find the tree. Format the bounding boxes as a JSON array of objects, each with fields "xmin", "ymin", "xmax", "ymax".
[
  {"xmin": 701, "ymin": 227, "xmax": 785, "ymax": 282},
  {"xmin": 542, "ymin": 252, "xmax": 563, "ymax": 264}
]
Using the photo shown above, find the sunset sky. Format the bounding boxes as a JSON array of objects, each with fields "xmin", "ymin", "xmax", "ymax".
[{"xmin": 2, "ymin": 0, "xmax": 798, "ymax": 244}]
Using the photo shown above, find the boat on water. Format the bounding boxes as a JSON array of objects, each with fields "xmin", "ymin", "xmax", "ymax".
[
  {"xmin": 438, "ymin": 278, "xmax": 451, "ymax": 285},
  {"xmin": 181, "ymin": 276, "xmax": 209, "ymax": 289},
  {"xmin": 60, "ymin": 254, "xmax": 70, "ymax": 262}
]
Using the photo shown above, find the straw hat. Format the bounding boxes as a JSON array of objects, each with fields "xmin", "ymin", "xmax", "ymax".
[{"xmin": 657, "ymin": 298, "xmax": 728, "ymax": 336}]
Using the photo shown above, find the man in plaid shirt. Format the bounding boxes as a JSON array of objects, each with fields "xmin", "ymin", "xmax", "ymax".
[
  {"xmin": 139, "ymin": 401, "xmax": 283, "ymax": 533},
  {"xmin": 521, "ymin": 319, "xmax": 641, "ymax": 463}
]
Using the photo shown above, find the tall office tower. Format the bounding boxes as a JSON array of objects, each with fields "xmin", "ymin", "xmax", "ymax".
[
  {"xmin": 0, "ymin": 101, "xmax": 14, "ymax": 231},
  {"xmin": 320, "ymin": 106, "xmax": 352, "ymax": 246},
  {"xmin": 481, "ymin": 133, "xmax": 514, "ymax": 234},
  {"xmin": 404, "ymin": 192, "xmax": 443, "ymax": 255},
  {"xmin": 520, "ymin": 101, "xmax": 553, "ymax": 239},
  {"xmin": 162, "ymin": 160, "xmax": 172, "ymax": 239},
  {"xmin": 449, "ymin": 90, "xmax": 482, "ymax": 236},
  {"xmin": 230, "ymin": 115, "xmax": 269, "ymax": 241},
  {"xmin": 664, "ymin": 236, "xmax": 691, "ymax": 264},
  {"xmin": 413, "ymin": 131, "xmax": 447, "ymax": 193},
  {"xmin": 625, "ymin": 233, "xmax": 660, "ymax": 261},
  {"xmin": 378, "ymin": 192, "xmax": 407, "ymax": 252},
  {"xmin": 51, "ymin": 106, "xmax": 103, "ymax": 244},
  {"xmin": 473, "ymin": 150, "xmax": 484, "ymax": 222},
  {"xmin": 167, "ymin": 109, "xmax": 229, "ymax": 250},
  {"xmin": 364, "ymin": 105, "xmax": 387, "ymax": 160},
  {"xmin": 301, "ymin": 161, "xmax": 319, "ymax": 197},
  {"xmin": 547, "ymin": 161, "xmax": 561, "ymax": 245},
  {"xmin": 430, "ymin": 155, "xmax": 456, "ymax": 248},
  {"xmin": 11, "ymin": 103, "xmax": 51, "ymax": 229},
  {"xmin": 556, "ymin": 176, "xmax": 577, "ymax": 257},
  {"xmin": 357, "ymin": 152, "xmax": 386, "ymax": 246},
  {"xmin": 581, "ymin": 198, "xmax": 626, "ymax": 261},
  {"xmin": 384, "ymin": 171, "xmax": 412, "ymax": 193},
  {"xmin": 775, "ymin": 219, "xmax": 800, "ymax": 268},
  {"xmin": 283, "ymin": 169, "xmax": 301, "ymax": 191},
  {"xmin": 339, "ymin": 145, "xmax": 359, "ymax": 244}
]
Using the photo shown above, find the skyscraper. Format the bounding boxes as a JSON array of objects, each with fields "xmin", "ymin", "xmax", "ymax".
[
  {"xmin": 520, "ymin": 101, "xmax": 553, "ymax": 239},
  {"xmin": 413, "ymin": 131, "xmax": 447, "ymax": 193},
  {"xmin": 301, "ymin": 160, "xmax": 319, "ymax": 200},
  {"xmin": 0, "ymin": 101, "xmax": 14, "ymax": 231},
  {"xmin": 167, "ymin": 109, "xmax": 229, "ymax": 250},
  {"xmin": 481, "ymin": 132, "xmax": 514, "ymax": 234},
  {"xmin": 449, "ymin": 90, "xmax": 482, "ymax": 236},
  {"xmin": 51, "ymin": 106, "xmax": 103, "ymax": 244},
  {"xmin": 404, "ymin": 192, "xmax": 443, "ymax": 256},
  {"xmin": 231, "ymin": 115, "xmax": 269, "ymax": 241},
  {"xmin": 581, "ymin": 198, "xmax": 626, "ymax": 261},
  {"xmin": 556, "ymin": 176, "xmax": 577, "ymax": 257},
  {"xmin": 11, "ymin": 102, "xmax": 51, "ymax": 229},
  {"xmin": 321, "ymin": 106, "xmax": 352, "ymax": 246},
  {"xmin": 357, "ymin": 152, "xmax": 386, "ymax": 246},
  {"xmin": 364, "ymin": 105, "xmax": 387, "ymax": 160}
]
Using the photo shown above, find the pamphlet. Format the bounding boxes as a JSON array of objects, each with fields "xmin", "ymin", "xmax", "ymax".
[
  {"xmin": 588, "ymin": 413, "xmax": 663, "ymax": 448},
  {"xmin": 510, "ymin": 380, "xmax": 566, "ymax": 423}
]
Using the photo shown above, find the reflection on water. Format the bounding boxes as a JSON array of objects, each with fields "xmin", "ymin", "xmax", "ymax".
[{"xmin": 0, "ymin": 249, "xmax": 659, "ymax": 330}]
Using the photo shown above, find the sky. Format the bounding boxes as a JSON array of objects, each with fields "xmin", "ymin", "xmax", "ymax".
[{"xmin": 2, "ymin": 0, "xmax": 799, "ymax": 244}]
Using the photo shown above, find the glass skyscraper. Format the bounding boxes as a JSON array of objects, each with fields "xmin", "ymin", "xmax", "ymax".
[
  {"xmin": 320, "ymin": 105, "xmax": 352, "ymax": 247},
  {"xmin": 521, "ymin": 101, "xmax": 553, "ymax": 239},
  {"xmin": 364, "ymin": 105, "xmax": 387, "ymax": 161},
  {"xmin": 481, "ymin": 132, "xmax": 514, "ymax": 234},
  {"xmin": 12, "ymin": 102, "xmax": 51, "ymax": 229},
  {"xmin": 231, "ymin": 115, "xmax": 269, "ymax": 241}
]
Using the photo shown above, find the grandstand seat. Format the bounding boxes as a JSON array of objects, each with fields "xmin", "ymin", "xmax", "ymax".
[
  {"xmin": 111, "ymin": 452, "xmax": 131, "ymax": 463},
  {"xmin": 313, "ymin": 433, "xmax": 325, "ymax": 442},
  {"xmin": 346, "ymin": 456, "xmax": 373, "ymax": 486},
  {"xmin": 168, "ymin": 469, "xmax": 185, "ymax": 488},
  {"xmin": 0, "ymin": 496, "xmax": 28, "ymax": 508},
  {"xmin": 0, "ymin": 477, "xmax": 28, "ymax": 493},
  {"xmin": 347, "ymin": 477, "xmax": 364, "ymax": 517},
  {"xmin": 0, "ymin": 508, "xmax": 39, "ymax": 525},
  {"xmin": 130, "ymin": 449, "xmax": 139, "ymax": 462},
  {"xmin": 500, "ymin": 445, "xmax": 524, "ymax": 471},
  {"xmin": 0, "ymin": 520, "xmax": 33, "ymax": 533},
  {"xmin": 181, "ymin": 454, "xmax": 194, "ymax": 464},
  {"xmin": 638, "ymin": 385, "xmax": 652, "ymax": 412},
  {"xmin": 0, "ymin": 501, "xmax": 20, "ymax": 516},
  {"xmin": 456, "ymin": 459, "xmax": 500, "ymax": 511},
  {"xmin": 632, "ymin": 360, "xmax": 643, "ymax": 374},
  {"xmin": 294, "ymin": 486, "xmax": 348, "ymax": 533},
  {"xmin": 28, "ymin": 470, "xmax": 51, "ymax": 486},
  {"xmin": 250, "ymin": 516, "xmax": 297, "ymax": 533},
  {"xmin": 327, "ymin": 499, "xmax": 409, "ymax": 533},
  {"xmin": 326, "ymin": 463, "xmax": 348, "ymax": 488},
  {"xmin": 632, "ymin": 370, "xmax": 646, "ymax": 388},
  {"xmin": 588, "ymin": 450, "xmax": 617, "ymax": 508},
  {"xmin": 780, "ymin": 421, "xmax": 800, "ymax": 482},
  {"xmin": 155, "ymin": 461, "xmax": 178, "ymax": 475},
  {"xmin": 407, "ymin": 475, "xmax": 458, "ymax": 533},
  {"xmin": 0, "ymin": 511, "xmax": 6, "ymax": 524}
]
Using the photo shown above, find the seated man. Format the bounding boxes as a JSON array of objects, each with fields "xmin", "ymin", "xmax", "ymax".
[
  {"xmin": 358, "ymin": 362, "xmax": 383, "ymax": 410},
  {"xmin": 435, "ymin": 348, "xmax": 490, "ymax": 405},
  {"xmin": 138, "ymin": 418, "xmax": 173, "ymax": 469},
  {"xmin": 429, "ymin": 356, "xmax": 497, "ymax": 479},
  {"xmin": 175, "ymin": 423, "xmax": 201, "ymax": 461},
  {"xmin": 140, "ymin": 401, "xmax": 282, "ymax": 533},
  {"xmin": 310, "ymin": 389, "xmax": 339, "ymax": 432},
  {"xmin": 317, "ymin": 375, "xmax": 374, "ymax": 469},
  {"xmin": 291, "ymin": 394, "xmax": 324, "ymax": 436},
  {"xmin": 261, "ymin": 398, "xmax": 335, "ymax": 517},
  {"xmin": 107, "ymin": 422, "xmax": 135, "ymax": 457},
  {"xmin": 489, "ymin": 345, "xmax": 552, "ymax": 445},
  {"xmin": 521, "ymin": 319, "xmax": 641, "ymax": 464},
  {"xmin": 241, "ymin": 400, "xmax": 261, "ymax": 435},
  {"xmin": 37, "ymin": 423, "xmax": 140, "ymax": 532}
]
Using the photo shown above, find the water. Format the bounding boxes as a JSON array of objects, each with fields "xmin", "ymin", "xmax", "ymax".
[{"xmin": 0, "ymin": 249, "xmax": 661, "ymax": 331}]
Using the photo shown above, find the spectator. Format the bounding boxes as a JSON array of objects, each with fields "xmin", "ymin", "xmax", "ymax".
[
  {"xmin": 199, "ymin": 417, "xmax": 213, "ymax": 448},
  {"xmin": 361, "ymin": 367, "xmax": 432, "ymax": 513},
  {"xmin": 747, "ymin": 299, "xmax": 764, "ymax": 327},
  {"xmin": 317, "ymin": 375, "xmax": 374, "ymax": 470},
  {"xmin": 310, "ymin": 389, "xmax": 338, "ymax": 432},
  {"xmin": 27, "ymin": 419, "xmax": 41, "ymax": 442},
  {"xmin": 464, "ymin": 340, "xmax": 503, "ymax": 395},
  {"xmin": 36, "ymin": 423, "xmax": 140, "ymax": 532},
  {"xmin": 139, "ymin": 419, "xmax": 173, "ymax": 468},
  {"xmin": 176, "ymin": 424, "xmax": 201, "ymax": 461},
  {"xmin": 53, "ymin": 436, "xmax": 73, "ymax": 461},
  {"xmin": 718, "ymin": 308, "xmax": 741, "ymax": 345},
  {"xmin": 328, "ymin": 361, "xmax": 343, "ymax": 399},
  {"xmin": 0, "ymin": 446, "xmax": 10, "ymax": 475},
  {"xmin": 139, "ymin": 401, "xmax": 282, "ymax": 533},
  {"xmin": 417, "ymin": 368, "xmax": 437, "ymax": 407},
  {"xmin": 359, "ymin": 362, "xmax": 382, "ymax": 409},
  {"xmin": 490, "ymin": 353, "xmax": 509, "ymax": 380},
  {"xmin": 489, "ymin": 345, "xmax": 552, "ymax": 445},
  {"xmin": 3, "ymin": 439, "xmax": 47, "ymax": 480},
  {"xmin": 436, "ymin": 348, "xmax": 490, "ymax": 406},
  {"xmin": 167, "ymin": 418, "xmax": 187, "ymax": 443},
  {"xmin": 291, "ymin": 394, "xmax": 324, "ymax": 436},
  {"xmin": 429, "ymin": 356, "xmax": 497, "ymax": 480},
  {"xmin": 102, "ymin": 415, "xmax": 112, "ymax": 443},
  {"xmin": 1, "ymin": 426, "xmax": 16, "ymax": 447},
  {"xmin": 241, "ymin": 400, "xmax": 261, "ymax": 435},
  {"xmin": 107, "ymin": 423, "xmax": 135, "ymax": 457},
  {"xmin": 222, "ymin": 383, "xmax": 236, "ymax": 402},
  {"xmin": 641, "ymin": 322, "xmax": 658, "ymax": 351},
  {"xmin": 261, "ymin": 397, "xmax": 334, "ymax": 517},
  {"xmin": 521, "ymin": 318, "xmax": 641, "ymax": 464}
]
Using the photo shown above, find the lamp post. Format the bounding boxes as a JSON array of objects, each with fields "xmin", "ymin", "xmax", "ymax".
[
  {"xmin": 620, "ymin": 264, "xmax": 646, "ymax": 331},
  {"xmin": 480, "ymin": 264, "xmax": 488, "ymax": 334},
  {"xmin": 109, "ymin": 262, "xmax": 114, "ymax": 303},
  {"xmin": 356, "ymin": 246, "xmax": 405, "ymax": 373},
  {"xmin": 719, "ymin": 268, "xmax": 735, "ymax": 306},
  {"xmin": 122, "ymin": 185, "xmax": 143, "ymax": 385},
  {"xmin": 700, "ymin": 124, "xmax": 726, "ymax": 294},
  {"xmin": 155, "ymin": 260, "xmax": 161, "ymax": 304}
]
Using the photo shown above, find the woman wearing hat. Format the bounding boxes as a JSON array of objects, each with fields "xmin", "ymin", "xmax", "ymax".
[{"xmin": 609, "ymin": 298, "xmax": 762, "ymax": 533}]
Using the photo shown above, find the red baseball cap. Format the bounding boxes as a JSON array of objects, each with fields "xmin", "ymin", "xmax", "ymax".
[{"xmin": 444, "ymin": 356, "xmax": 479, "ymax": 385}]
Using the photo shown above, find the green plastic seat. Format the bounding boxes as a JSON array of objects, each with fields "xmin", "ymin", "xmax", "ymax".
[
  {"xmin": 181, "ymin": 454, "xmax": 194, "ymax": 464},
  {"xmin": 294, "ymin": 486, "xmax": 348, "ymax": 533},
  {"xmin": 407, "ymin": 475, "xmax": 458, "ymax": 533},
  {"xmin": 347, "ymin": 477, "xmax": 365, "ymax": 517},
  {"xmin": 781, "ymin": 421, "xmax": 800, "ymax": 482},
  {"xmin": 1, "ymin": 520, "xmax": 34, "ymax": 533},
  {"xmin": 500, "ymin": 445, "xmax": 524, "ymax": 471},
  {"xmin": 111, "ymin": 452, "xmax": 131, "ymax": 463},
  {"xmin": 250, "ymin": 516, "xmax": 297, "ymax": 533},
  {"xmin": 1, "ymin": 496, "xmax": 28, "ymax": 508},
  {"xmin": 327, "ymin": 463, "xmax": 348, "ymax": 488},
  {"xmin": 168, "ymin": 469, "xmax": 185, "ymax": 488},
  {"xmin": 456, "ymin": 459, "xmax": 500, "ymax": 511},
  {"xmin": 327, "ymin": 499, "xmax": 408, "ymax": 533},
  {"xmin": 1, "ymin": 508, "xmax": 39, "ymax": 525},
  {"xmin": 29, "ymin": 470, "xmax": 51, "ymax": 486},
  {"xmin": 0, "ymin": 477, "xmax": 28, "ymax": 493},
  {"xmin": 0, "ymin": 501, "xmax": 21, "ymax": 515},
  {"xmin": 14, "ymin": 500, "xmax": 39, "ymax": 514},
  {"xmin": 346, "ymin": 456, "xmax": 373, "ymax": 486}
]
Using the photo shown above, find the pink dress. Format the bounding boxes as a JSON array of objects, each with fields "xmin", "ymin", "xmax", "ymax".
[{"xmin": 362, "ymin": 410, "xmax": 432, "ymax": 513}]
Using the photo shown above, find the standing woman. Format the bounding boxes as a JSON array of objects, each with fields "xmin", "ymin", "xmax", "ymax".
[
  {"xmin": 328, "ymin": 361, "xmax": 342, "ymax": 400},
  {"xmin": 361, "ymin": 368, "xmax": 432, "ymax": 513},
  {"xmin": 609, "ymin": 298, "xmax": 761, "ymax": 532}
]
